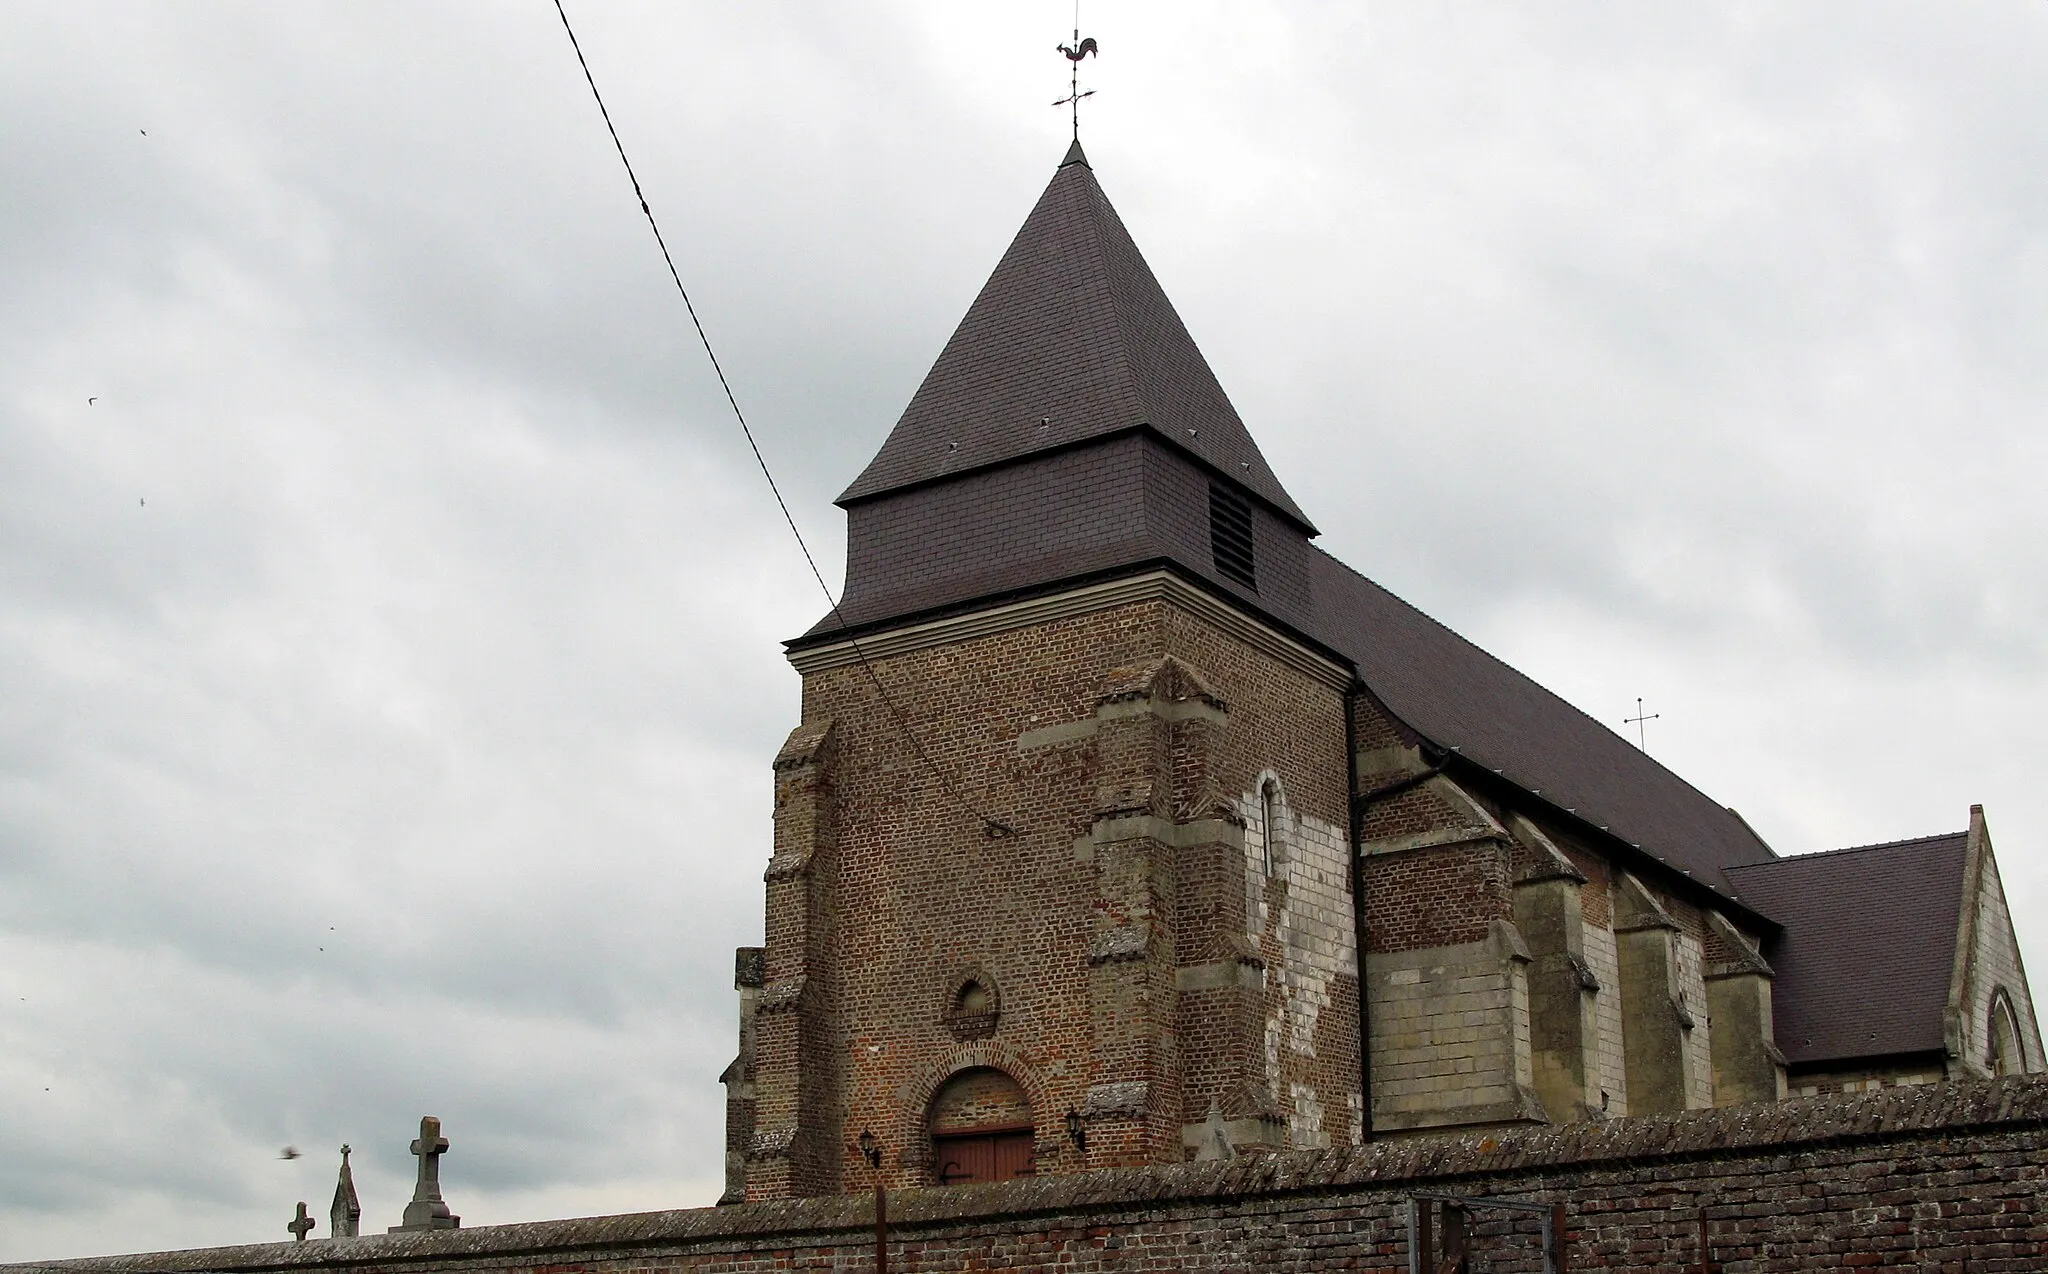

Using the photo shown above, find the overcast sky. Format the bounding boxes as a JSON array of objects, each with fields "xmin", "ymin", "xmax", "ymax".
[{"xmin": 4, "ymin": 1, "xmax": 2046, "ymax": 1260}]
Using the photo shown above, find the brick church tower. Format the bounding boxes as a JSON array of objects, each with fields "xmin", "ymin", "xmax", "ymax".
[
  {"xmin": 720, "ymin": 142, "xmax": 2044, "ymax": 1203},
  {"xmin": 721, "ymin": 140, "xmax": 1362, "ymax": 1200}
]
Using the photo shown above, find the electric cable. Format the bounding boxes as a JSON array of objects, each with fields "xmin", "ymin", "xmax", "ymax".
[{"xmin": 551, "ymin": 0, "xmax": 1018, "ymax": 838}]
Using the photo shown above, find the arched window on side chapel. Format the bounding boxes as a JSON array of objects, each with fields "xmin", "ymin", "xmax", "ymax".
[{"xmin": 1989, "ymin": 989, "xmax": 2025, "ymax": 1076}]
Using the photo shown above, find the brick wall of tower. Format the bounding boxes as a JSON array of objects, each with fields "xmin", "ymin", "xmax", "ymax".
[
  {"xmin": 746, "ymin": 595, "xmax": 1356, "ymax": 1198},
  {"xmin": 1158, "ymin": 608, "xmax": 1358, "ymax": 1152}
]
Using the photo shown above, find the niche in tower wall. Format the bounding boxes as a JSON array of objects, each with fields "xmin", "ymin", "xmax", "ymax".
[{"xmin": 940, "ymin": 969, "xmax": 1002, "ymax": 1041}]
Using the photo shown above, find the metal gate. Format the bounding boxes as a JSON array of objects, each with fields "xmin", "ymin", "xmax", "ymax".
[{"xmin": 1407, "ymin": 1192, "xmax": 1568, "ymax": 1273}]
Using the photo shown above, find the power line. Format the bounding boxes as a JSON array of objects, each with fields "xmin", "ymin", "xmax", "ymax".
[{"xmin": 549, "ymin": 0, "xmax": 1017, "ymax": 838}]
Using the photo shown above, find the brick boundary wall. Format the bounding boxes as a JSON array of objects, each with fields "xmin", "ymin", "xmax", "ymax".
[{"xmin": 16, "ymin": 1078, "xmax": 2047, "ymax": 1273}]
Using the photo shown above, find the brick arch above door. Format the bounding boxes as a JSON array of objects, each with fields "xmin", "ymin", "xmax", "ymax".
[
  {"xmin": 928, "ymin": 1068, "xmax": 1035, "ymax": 1186},
  {"xmin": 895, "ymin": 1041, "xmax": 1055, "ymax": 1173}
]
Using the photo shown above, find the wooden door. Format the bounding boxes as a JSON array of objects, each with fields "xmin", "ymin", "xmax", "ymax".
[
  {"xmin": 989, "ymin": 1129, "xmax": 1034, "ymax": 1180},
  {"xmin": 932, "ymin": 1129, "xmax": 1034, "ymax": 1184}
]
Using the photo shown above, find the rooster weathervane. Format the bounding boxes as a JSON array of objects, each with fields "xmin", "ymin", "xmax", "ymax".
[{"xmin": 1054, "ymin": 28, "xmax": 1099, "ymax": 141}]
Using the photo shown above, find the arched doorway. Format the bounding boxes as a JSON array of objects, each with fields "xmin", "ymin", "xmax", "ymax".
[{"xmin": 928, "ymin": 1067, "xmax": 1034, "ymax": 1185}]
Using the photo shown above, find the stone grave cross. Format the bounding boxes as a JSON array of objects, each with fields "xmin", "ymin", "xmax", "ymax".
[
  {"xmin": 389, "ymin": 1116, "xmax": 461, "ymax": 1232},
  {"xmin": 287, "ymin": 1201, "xmax": 314, "ymax": 1242}
]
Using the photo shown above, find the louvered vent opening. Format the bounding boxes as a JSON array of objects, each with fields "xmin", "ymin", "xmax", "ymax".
[{"xmin": 1209, "ymin": 484, "xmax": 1257, "ymax": 591}]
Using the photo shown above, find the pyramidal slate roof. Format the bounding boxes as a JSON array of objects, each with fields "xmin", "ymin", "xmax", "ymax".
[
  {"xmin": 1725, "ymin": 832, "xmax": 1969, "ymax": 1065},
  {"xmin": 838, "ymin": 140, "xmax": 1312, "ymax": 530}
]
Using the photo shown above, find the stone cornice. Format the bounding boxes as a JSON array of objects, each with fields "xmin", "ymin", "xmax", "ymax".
[{"xmin": 786, "ymin": 570, "xmax": 1352, "ymax": 691}]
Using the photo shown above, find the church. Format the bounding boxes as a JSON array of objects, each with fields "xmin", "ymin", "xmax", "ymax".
[{"xmin": 717, "ymin": 140, "xmax": 2043, "ymax": 1202}]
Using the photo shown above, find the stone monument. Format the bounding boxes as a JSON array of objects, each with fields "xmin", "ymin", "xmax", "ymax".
[
  {"xmin": 388, "ymin": 1117, "xmax": 460, "ymax": 1232},
  {"xmin": 329, "ymin": 1144, "xmax": 361, "ymax": 1238}
]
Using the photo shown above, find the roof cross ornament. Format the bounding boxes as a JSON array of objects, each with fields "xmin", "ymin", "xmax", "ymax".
[
  {"xmin": 1625, "ymin": 696, "xmax": 1661, "ymax": 752},
  {"xmin": 1053, "ymin": 11, "xmax": 1098, "ymax": 142}
]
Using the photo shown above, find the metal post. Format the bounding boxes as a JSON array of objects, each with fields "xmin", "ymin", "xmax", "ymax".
[
  {"xmin": 874, "ymin": 1183, "xmax": 887, "ymax": 1274},
  {"xmin": 1410, "ymin": 1197, "xmax": 1432, "ymax": 1274},
  {"xmin": 1698, "ymin": 1207, "xmax": 1710, "ymax": 1274},
  {"xmin": 1441, "ymin": 1202, "xmax": 1468, "ymax": 1274},
  {"xmin": 1549, "ymin": 1202, "xmax": 1568, "ymax": 1273}
]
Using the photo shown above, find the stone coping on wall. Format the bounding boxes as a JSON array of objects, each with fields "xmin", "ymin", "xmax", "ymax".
[{"xmin": 17, "ymin": 1076, "xmax": 2048, "ymax": 1274}]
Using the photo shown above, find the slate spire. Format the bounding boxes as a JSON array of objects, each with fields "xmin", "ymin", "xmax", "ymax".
[{"xmin": 840, "ymin": 148, "xmax": 1312, "ymax": 531}]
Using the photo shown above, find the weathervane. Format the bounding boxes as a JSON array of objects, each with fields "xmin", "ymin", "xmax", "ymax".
[
  {"xmin": 1624, "ymin": 697, "xmax": 1660, "ymax": 751},
  {"xmin": 1053, "ymin": 9, "xmax": 1098, "ymax": 142}
]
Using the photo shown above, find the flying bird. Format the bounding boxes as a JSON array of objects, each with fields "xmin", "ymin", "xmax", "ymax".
[
  {"xmin": 139, "ymin": 129, "xmax": 147, "ymax": 136},
  {"xmin": 281, "ymin": 1146, "xmax": 301, "ymax": 1160},
  {"xmin": 1059, "ymin": 37, "xmax": 1098, "ymax": 62},
  {"xmin": 88, "ymin": 397, "xmax": 96, "ymax": 405}
]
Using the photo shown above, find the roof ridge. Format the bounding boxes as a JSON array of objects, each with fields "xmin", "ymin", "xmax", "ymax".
[
  {"xmin": 1309, "ymin": 546, "xmax": 1772, "ymax": 855},
  {"xmin": 1726, "ymin": 829, "xmax": 1967, "ymax": 868}
]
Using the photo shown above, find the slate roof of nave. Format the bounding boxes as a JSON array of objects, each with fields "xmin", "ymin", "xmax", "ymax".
[
  {"xmin": 837, "ymin": 140, "xmax": 1312, "ymax": 530},
  {"xmin": 1726, "ymin": 832, "xmax": 1968, "ymax": 1065},
  {"xmin": 1303, "ymin": 550, "xmax": 1776, "ymax": 894}
]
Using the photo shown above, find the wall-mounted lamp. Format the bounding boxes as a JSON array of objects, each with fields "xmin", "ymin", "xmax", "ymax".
[
  {"xmin": 858, "ymin": 1128, "xmax": 881, "ymax": 1169},
  {"xmin": 1064, "ymin": 1108, "xmax": 1086, "ymax": 1154}
]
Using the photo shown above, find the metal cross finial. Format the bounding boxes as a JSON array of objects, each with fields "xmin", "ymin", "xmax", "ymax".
[
  {"xmin": 288, "ymin": 1201, "xmax": 315, "ymax": 1243},
  {"xmin": 1625, "ymin": 697, "xmax": 1661, "ymax": 752},
  {"xmin": 1053, "ymin": 22, "xmax": 1098, "ymax": 142}
]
